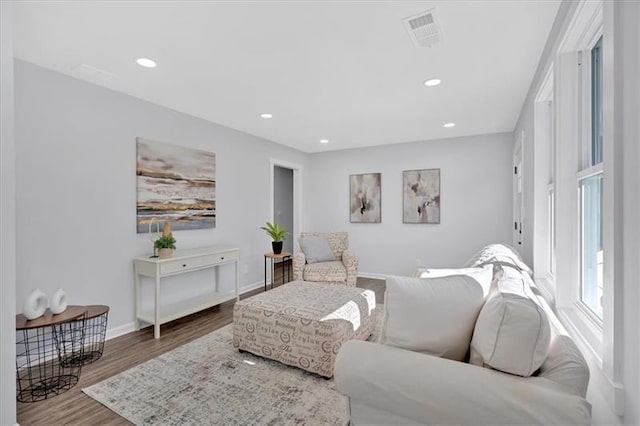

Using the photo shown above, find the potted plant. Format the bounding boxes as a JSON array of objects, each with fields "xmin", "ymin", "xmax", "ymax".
[
  {"xmin": 155, "ymin": 235, "xmax": 176, "ymax": 259},
  {"xmin": 260, "ymin": 221, "xmax": 287, "ymax": 254}
]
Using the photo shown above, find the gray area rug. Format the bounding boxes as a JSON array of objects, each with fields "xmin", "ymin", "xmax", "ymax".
[{"xmin": 84, "ymin": 307, "xmax": 382, "ymax": 426}]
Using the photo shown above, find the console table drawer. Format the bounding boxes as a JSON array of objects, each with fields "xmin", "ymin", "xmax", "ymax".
[{"xmin": 160, "ymin": 254, "xmax": 223, "ymax": 275}]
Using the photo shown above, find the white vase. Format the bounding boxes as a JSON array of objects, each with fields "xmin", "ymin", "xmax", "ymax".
[
  {"xmin": 50, "ymin": 288, "xmax": 68, "ymax": 314},
  {"xmin": 23, "ymin": 289, "xmax": 48, "ymax": 320}
]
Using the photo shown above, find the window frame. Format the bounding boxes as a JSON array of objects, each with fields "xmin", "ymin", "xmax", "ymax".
[
  {"xmin": 577, "ymin": 163, "xmax": 603, "ymax": 321},
  {"xmin": 532, "ymin": 67, "xmax": 555, "ymax": 296},
  {"xmin": 576, "ymin": 28, "xmax": 604, "ymax": 321},
  {"xmin": 543, "ymin": 0, "xmax": 623, "ymax": 415}
]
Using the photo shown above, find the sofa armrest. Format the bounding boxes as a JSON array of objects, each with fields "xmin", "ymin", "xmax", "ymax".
[
  {"xmin": 341, "ymin": 250, "xmax": 358, "ymax": 286},
  {"xmin": 292, "ymin": 251, "xmax": 306, "ymax": 281},
  {"xmin": 335, "ymin": 341, "xmax": 591, "ymax": 426}
]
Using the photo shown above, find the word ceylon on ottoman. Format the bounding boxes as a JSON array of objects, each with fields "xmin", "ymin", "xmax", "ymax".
[{"xmin": 233, "ymin": 280, "xmax": 376, "ymax": 377}]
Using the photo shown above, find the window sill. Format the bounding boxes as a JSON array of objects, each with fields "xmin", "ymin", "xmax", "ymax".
[
  {"xmin": 534, "ymin": 276, "xmax": 556, "ymax": 305},
  {"xmin": 556, "ymin": 306, "xmax": 624, "ymax": 416},
  {"xmin": 557, "ymin": 305, "xmax": 603, "ymax": 363}
]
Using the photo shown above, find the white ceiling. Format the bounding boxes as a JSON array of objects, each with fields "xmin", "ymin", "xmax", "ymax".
[{"xmin": 13, "ymin": 1, "xmax": 560, "ymax": 153}]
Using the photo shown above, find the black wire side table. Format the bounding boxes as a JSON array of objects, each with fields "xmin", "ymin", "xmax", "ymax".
[
  {"xmin": 79, "ymin": 305, "xmax": 109, "ymax": 365},
  {"xmin": 15, "ymin": 306, "xmax": 88, "ymax": 403}
]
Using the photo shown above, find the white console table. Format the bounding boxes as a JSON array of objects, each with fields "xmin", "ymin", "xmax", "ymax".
[{"xmin": 134, "ymin": 246, "xmax": 240, "ymax": 339}]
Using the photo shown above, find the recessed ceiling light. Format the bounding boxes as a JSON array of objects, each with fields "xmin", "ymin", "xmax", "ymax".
[
  {"xmin": 424, "ymin": 78, "xmax": 441, "ymax": 87},
  {"xmin": 260, "ymin": 113, "xmax": 273, "ymax": 119},
  {"xmin": 319, "ymin": 139, "xmax": 329, "ymax": 144},
  {"xmin": 136, "ymin": 58, "xmax": 157, "ymax": 68},
  {"xmin": 443, "ymin": 122, "xmax": 456, "ymax": 128}
]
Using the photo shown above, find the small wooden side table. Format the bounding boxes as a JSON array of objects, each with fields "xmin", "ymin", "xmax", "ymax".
[
  {"xmin": 264, "ymin": 252, "xmax": 292, "ymax": 291},
  {"xmin": 16, "ymin": 305, "xmax": 88, "ymax": 403}
]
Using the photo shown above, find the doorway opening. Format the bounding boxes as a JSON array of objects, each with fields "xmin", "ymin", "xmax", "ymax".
[
  {"xmin": 274, "ymin": 165, "xmax": 294, "ymax": 254},
  {"xmin": 269, "ymin": 159, "xmax": 303, "ymax": 283},
  {"xmin": 513, "ymin": 131, "xmax": 524, "ymax": 250}
]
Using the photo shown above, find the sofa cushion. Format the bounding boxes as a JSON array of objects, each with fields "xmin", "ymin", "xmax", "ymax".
[
  {"xmin": 302, "ymin": 260, "xmax": 347, "ymax": 282},
  {"xmin": 415, "ymin": 263, "xmax": 503, "ymax": 292},
  {"xmin": 465, "ymin": 243, "xmax": 533, "ymax": 276},
  {"xmin": 470, "ymin": 291, "xmax": 551, "ymax": 377},
  {"xmin": 538, "ymin": 335, "xmax": 590, "ymax": 397},
  {"xmin": 380, "ymin": 269, "xmax": 493, "ymax": 361},
  {"xmin": 414, "ymin": 266, "xmax": 490, "ymax": 279},
  {"xmin": 298, "ymin": 237, "xmax": 335, "ymax": 264},
  {"xmin": 535, "ymin": 294, "xmax": 590, "ymax": 397}
]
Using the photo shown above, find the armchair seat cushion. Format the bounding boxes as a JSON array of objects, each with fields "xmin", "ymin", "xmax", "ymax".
[{"xmin": 303, "ymin": 261, "xmax": 347, "ymax": 283}]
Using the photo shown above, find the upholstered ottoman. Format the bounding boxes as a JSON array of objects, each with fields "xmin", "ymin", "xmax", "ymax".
[{"xmin": 233, "ymin": 280, "xmax": 376, "ymax": 377}]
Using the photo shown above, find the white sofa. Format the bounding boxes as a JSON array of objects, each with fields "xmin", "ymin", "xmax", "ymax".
[{"xmin": 335, "ymin": 244, "xmax": 592, "ymax": 425}]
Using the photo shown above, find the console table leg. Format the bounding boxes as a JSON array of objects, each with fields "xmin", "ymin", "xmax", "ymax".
[
  {"xmin": 154, "ymin": 275, "xmax": 160, "ymax": 339},
  {"xmin": 134, "ymin": 272, "xmax": 140, "ymax": 330}
]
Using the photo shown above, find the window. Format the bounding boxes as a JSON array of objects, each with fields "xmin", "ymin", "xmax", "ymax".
[
  {"xmin": 578, "ymin": 35, "xmax": 603, "ymax": 320},
  {"xmin": 591, "ymin": 37, "xmax": 603, "ymax": 165},
  {"xmin": 579, "ymin": 172, "xmax": 603, "ymax": 318},
  {"xmin": 554, "ymin": 1, "xmax": 623, "ymax": 414},
  {"xmin": 533, "ymin": 70, "xmax": 555, "ymax": 287}
]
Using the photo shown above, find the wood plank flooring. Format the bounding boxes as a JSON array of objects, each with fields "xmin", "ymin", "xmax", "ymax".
[{"xmin": 17, "ymin": 269, "xmax": 385, "ymax": 426}]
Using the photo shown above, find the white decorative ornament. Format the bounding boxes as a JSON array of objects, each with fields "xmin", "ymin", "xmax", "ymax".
[
  {"xmin": 148, "ymin": 217, "xmax": 161, "ymax": 258},
  {"xmin": 50, "ymin": 288, "xmax": 68, "ymax": 315},
  {"xmin": 22, "ymin": 289, "xmax": 48, "ymax": 320}
]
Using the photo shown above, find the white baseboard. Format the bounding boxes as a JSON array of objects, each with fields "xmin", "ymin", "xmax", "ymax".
[
  {"xmin": 240, "ymin": 280, "xmax": 267, "ymax": 293},
  {"xmin": 105, "ymin": 280, "xmax": 265, "ymax": 341},
  {"xmin": 106, "ymin": 322, "xmax": 136, "ymax": 341}
]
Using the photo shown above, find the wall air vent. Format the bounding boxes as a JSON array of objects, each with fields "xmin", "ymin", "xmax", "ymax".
[{"xmin": 403, "ymin": 8, "xmax": 442, "ymax": 48}]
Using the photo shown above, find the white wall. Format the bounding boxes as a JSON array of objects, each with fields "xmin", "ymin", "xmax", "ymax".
[
  {"xmin": 513, "ymin": 1, "xmax": 640, "ymax": 424},
  {"xmin": 306, "ymin": 133, "xmax": 513, "ymax": 276},
  {"xmin": 14, "ymin": 61, "xmax": 309, "ymax": 334},
  {"xmin": 621, "ymin": 1, "xmax": 640, "ymax": 421},
  {"xmin": 0, "ymin": 3, "xmax": 17, "ymax": 425}
]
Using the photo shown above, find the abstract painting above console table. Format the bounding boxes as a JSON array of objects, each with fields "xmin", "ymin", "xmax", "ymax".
[{"xmin": 136, "ymin": 138, "xmax": 216, "ymax": 232}]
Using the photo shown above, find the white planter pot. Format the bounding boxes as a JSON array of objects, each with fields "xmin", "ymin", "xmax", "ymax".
[{"xmin": 158, "ymin": 248, "xmax": 174, "ymax": 259}]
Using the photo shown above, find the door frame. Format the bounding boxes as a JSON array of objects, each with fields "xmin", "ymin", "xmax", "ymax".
[
  {"xmin": 513, "ymin": 131, "xmax": 524, "ymax": 249},
  {"xmin": 269, "ymin": 158, "xmax": 303, "ymax": 251}
]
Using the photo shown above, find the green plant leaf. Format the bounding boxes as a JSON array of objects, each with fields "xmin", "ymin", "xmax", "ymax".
[
  {"xmin": 260, "ymin": 221, "xmax": 287, "ymax": 242},
  {"xmin": 154, "ymin": 235, "xmax": 177, "ymax": 249}
]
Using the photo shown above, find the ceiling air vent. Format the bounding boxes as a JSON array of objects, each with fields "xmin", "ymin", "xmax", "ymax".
[{"xmin": 403, "ymin": 8, "xmax": 442, "ymax": 48}]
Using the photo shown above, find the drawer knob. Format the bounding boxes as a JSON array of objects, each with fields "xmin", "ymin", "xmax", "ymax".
[
  {"xmin": 182, "ymin": 264, "xmax": 186, "ymax": 267},
  {"xmin": 221, "ymin": 257, "xmax": 224, "ymax": 260}
]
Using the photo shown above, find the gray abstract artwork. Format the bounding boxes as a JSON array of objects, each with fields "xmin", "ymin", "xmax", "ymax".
[
  {"xmin": 136, "ymin": 138, "xmax": 216, "ymax": 232},
  {"xmin": 350, "ymin": 173, "xmax": 381, "ymax": 223},
  {"xmin": 403, "ymin": 169, "xmax": 440, "ymax": 224}
]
